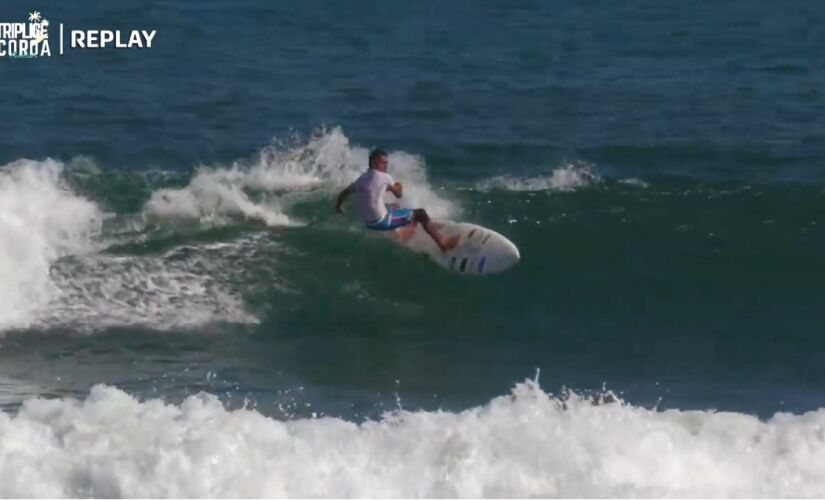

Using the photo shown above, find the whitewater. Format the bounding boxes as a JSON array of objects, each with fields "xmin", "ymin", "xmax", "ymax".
[
  {"xmin": 0, "ymin": 128, "xmax": 456, "ymax": 333},
  {"xmin": 0, "ymin": 379, "xmax": 823, "ymax": 498}
]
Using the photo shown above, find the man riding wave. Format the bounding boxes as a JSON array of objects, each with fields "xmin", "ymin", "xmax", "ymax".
[{"xmin": 335, "ymin": 149, "xmax": 460, "ymax": 253}]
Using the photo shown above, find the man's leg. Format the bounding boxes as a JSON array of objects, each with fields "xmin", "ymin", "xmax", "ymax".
[{"xmin": 413, "ymin": 209, "xmax": 460, "ymax": 252}]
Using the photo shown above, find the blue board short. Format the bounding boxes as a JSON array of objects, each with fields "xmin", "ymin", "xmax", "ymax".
[{"xmin": 366, "ymin": 208, "xmax": 414, "ymax": 231}]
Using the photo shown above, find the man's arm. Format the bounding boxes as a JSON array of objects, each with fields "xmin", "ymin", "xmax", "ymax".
[
  {"xmin": 388, "ymin": 181, "xmax": 403, "ymax": 198},
  {"xmin": 335, "ymin": 184, "xmax": 355, "ymax": 213}
]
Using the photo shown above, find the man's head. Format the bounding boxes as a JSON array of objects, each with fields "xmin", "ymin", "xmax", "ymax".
[{"xmin": 369, "ymin": 149, "xmax": 388, "ymax": 172}]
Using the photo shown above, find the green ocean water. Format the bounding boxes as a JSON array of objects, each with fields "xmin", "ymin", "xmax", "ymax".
[{"xmin": 2, "ymin": 141, "xmax": 823, "ymax": 418}]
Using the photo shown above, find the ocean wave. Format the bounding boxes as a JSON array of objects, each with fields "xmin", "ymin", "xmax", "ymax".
[
  {"xmin": 475, "ymin": 163, "xmax": 599, "ymax": 192},
  {"xmin": 0, "ymin": 160, "xmax": 269, "ymax": 332},
  {"xmin": 0, "ymin": 129, "xmax": 464, "ymax": 332},
  {"xmin": 143, "ymin": 127, "xmax": 458, "ymax": 226},
  {"xmin": 1, "ymin": 379, "xmax": 823, "ymax": 497}
]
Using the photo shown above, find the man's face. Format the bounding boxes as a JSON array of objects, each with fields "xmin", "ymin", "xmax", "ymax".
[{"xmin": 373, "ymin": 155, "xmax": 388, "ymax": 171}]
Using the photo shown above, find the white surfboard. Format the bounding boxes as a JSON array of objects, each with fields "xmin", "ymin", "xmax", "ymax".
[{"xmin": 387, "ymin": 220, "xmax": 520, "ymax": 275}]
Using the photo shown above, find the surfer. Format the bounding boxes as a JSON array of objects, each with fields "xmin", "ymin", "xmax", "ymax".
[{"xmin": 335, "ymin": 149, "xmax": 460, "ymax": 253}]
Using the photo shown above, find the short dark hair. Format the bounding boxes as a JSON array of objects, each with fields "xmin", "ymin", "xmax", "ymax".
[{"xmin": 369, "ymin": 149, "xmax": 387, "ymax": 166}]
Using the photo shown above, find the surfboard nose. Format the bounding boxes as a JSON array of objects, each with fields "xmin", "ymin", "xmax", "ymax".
[
  {"xmin": 504, "ymin": 238, "xmax": 520, "ymax": 262},
  {"xmin": 483, "ymin": 238, "xmax": 520, "ymax": 274}
]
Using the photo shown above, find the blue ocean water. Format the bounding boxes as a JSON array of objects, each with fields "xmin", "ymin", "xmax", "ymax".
[{"xmin": 1, "ymin": 0, "xmax": 825, "ymax": 496}]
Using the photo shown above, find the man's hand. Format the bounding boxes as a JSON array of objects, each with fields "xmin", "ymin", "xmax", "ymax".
[
  {"xmin": 390, "ymin": 182, "xmax": 403, "ymax": 198},
  {"xmin": 335, "ymin": 184, "xmax": 354, "ymax": 214}
]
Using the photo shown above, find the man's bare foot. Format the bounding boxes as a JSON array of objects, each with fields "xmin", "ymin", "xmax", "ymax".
[
  {"xmin": 439, "ymin": 234, "xmax": 462, "ymax": 253},
  {"xmin": 395, "ymin": 224, "xmax": 417, "ymax": 242}
]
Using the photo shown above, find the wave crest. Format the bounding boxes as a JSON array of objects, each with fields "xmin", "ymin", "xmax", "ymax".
[
  {"xmin": 143, "ymin": 127, "xmax": 457, "ymax": 226},
  {"xmin": 0, "ymin": 160, "xmax": 103, "ymax": 330},
  {"xmin": 1, "ymin": 380, "xmax": 823, "ymax": 497},
  {"xmin": 476, "ymin": 163, "xmax": 599, "ymax": 192}
]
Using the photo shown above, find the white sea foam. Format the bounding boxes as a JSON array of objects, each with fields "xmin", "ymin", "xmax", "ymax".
[
  {"xmin": 0, "ymin": 380, "xmax": 823, "ymax": 498},
  {"xmin": 476, "ymin": 163, "xmax": 599, "ymax": 192},
  {"xmin": 0, "ymin": 160, "xmax": 103, "ymax": 330},
  {"xmin": 42, "ymin": 236, "xmax": 265, "ymax": 331},
  {"xmin": 619, "ymin": 177, "xmax": 650, "ymax": 188},
  {"xmin": 143, "ymin": 168, "xmax": 293, "ymax": 227}
]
